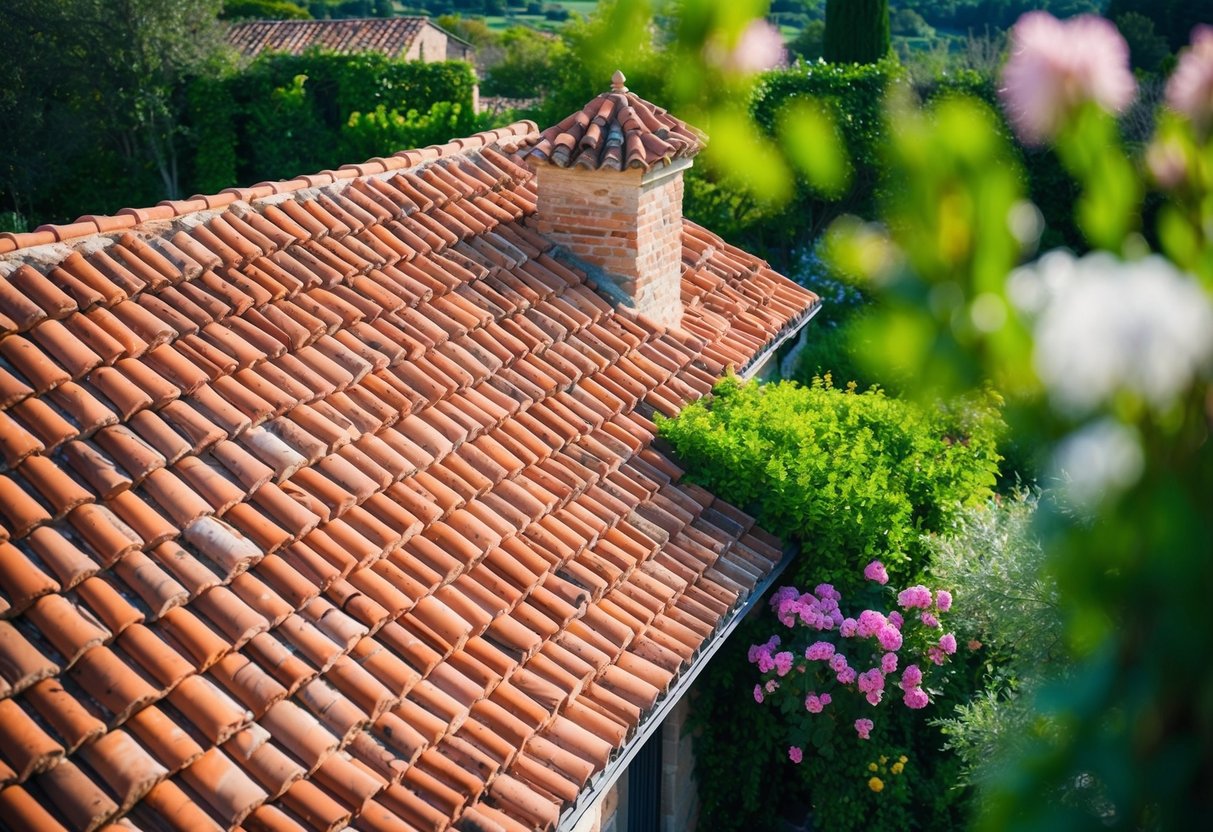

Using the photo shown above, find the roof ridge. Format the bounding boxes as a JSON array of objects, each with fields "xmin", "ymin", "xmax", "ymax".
[{"xmin": 0, "ymin": 120, "xmax": 538, "ymax": 258}]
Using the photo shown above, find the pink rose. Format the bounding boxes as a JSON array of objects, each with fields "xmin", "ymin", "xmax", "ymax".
[
  {"xmin": 897, "ymin": 586, "xmax": 933, "ymax": 610},
  {"xmin": 789, "ymin": 745, "xmax": 804, "ymax": 764},
  {"xmin": 863, "ymin": 560, "xmax": 889, "ymax": 585},
  {"xmin": 877, "ymin": 625, "xmax": 903, "ymax": 652},
  {"xmin": 940, "ymin": 633, "xmax": 957, "ymax": 655},
  {"xmin": 903, "ymin": 687, "xmax": 930, "ymax": 709},
  {"xmin": 881, "ymin": 652, "xmax": 899, "ymax": 674},
  {"xmin": 855, "ymin": 718, "xmax": 874, "ymax": 740},
  {"xmin": 754, "ymin": 684, "xmax": 764, "ymax": 703},
  {"xmin": 935, "ymin": 589, "xmax": 953, "ymax": 612}
]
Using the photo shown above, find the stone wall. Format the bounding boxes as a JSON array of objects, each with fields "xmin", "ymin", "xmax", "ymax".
[
  {"xmin": 405, "ymin": 26, "xmax": 450, "ymax": 63},
  {"xmin": 661, "ymin": 698, "xmax": 698, "ymax": 832}
]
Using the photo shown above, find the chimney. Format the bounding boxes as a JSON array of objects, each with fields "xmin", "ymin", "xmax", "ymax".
[{"xmin": 527, "ymin": 71, "xmax": 705, "ymax": 329}]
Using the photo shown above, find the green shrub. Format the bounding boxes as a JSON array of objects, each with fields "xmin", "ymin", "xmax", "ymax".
[
  {"xmin": 221, "ymin": 0, "xmax": 311, "ymax": 19},
  {"xmin": 927, "ymin": 491, "xmax": 1066, "ymax": 786},
  {"xmin": 658, "ymin": 376, "xmax": 1002, "ymax": 593},
  {"xmin": 824, "ymin": 0, "xmax": 890, "ymax": 64},
  {"xmin": 184, "ymin": 52, "xmax": 483, "ymax": 188}
]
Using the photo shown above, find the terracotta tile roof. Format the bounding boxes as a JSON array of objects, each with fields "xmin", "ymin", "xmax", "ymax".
[
  {"xmin": 225, "ymin": 17, "xmax": 465, "ymax": 60},
  {"xmin": 0, "ymin": 119, "xmax": 817, "ymax": 831},
  {"xmin": 527, "ymin": 72, "xmax": 705, "ymax": 172}
]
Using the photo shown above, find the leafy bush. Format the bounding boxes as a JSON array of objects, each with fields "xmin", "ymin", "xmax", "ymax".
[
  {"xmin": 927, "ymin": 492, "xmax": 1065, "ymax": 785},
  {"xmin": 185, "ymin": 52, "xmax": 484, "ymax": 187},
  {"xmin": 221, "ymin": 0, "xmax": 311, "ymax": 19},
  {"xmin": 658, "ymin": 376, "xmax": 1003, "ymax": 593},
  {"xmin": 342, "ymin": 101, "xmax": 470, "ymax": 161}
]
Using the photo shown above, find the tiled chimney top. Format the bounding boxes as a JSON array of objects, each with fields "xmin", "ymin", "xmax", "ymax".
[
  {"xmin": 527, "ymin": 71, "xmax": 705, "ymax": 172},
  {"xmin": 529, "ymin": 73, "xmax": 702, "ymax": 328}
]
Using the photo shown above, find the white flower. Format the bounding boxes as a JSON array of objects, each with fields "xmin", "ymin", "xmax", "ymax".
[
  {"xmin": 1051, "ymin": 419, "xmax": 1143, "ymax": 510},
  {"xmin": 1010, "ymin": 251, "xmax": 1213, "ymax": 415}
]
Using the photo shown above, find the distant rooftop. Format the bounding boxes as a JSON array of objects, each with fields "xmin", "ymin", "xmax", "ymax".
[{"xmin": 225, "ymin": 16, "xmax": 472, "ymax": 62}]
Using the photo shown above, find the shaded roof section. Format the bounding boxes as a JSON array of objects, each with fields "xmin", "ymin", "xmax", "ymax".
[
  {"xmin": 0, "ymin": 122, "xmax": 817, "ymax": 831},
  {"xmin": 225, "ymin": 16, "xmax": 468, "ymax": 60},
  {"xmin": 527, "ymin": 72, "xmax": 705, "ymax": 172}
]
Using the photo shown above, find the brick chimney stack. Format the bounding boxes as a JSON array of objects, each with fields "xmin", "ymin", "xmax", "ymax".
[{"xmin": 527, "ymin": 72, "xmax": 705, "ymax": 329}]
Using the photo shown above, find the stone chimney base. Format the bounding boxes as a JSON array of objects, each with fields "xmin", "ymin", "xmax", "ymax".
[{"xmin": 536, "ymin": 158, "xmax": 689, "ymax": 329}]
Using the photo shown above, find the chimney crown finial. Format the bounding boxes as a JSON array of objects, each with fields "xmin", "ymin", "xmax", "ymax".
[{"xmin": 611, "ymin": 70, "xmax": 628, "ymax": 93}]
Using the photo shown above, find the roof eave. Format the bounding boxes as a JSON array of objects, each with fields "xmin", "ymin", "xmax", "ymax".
[{"xmin": 555, "ymin": 539, "xmax": 798, "ymax": 832}]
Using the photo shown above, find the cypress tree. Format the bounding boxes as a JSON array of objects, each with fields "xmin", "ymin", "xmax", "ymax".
[{"xmin": 824, "ymin": 0, "xmax": 891, "ymax": 64}]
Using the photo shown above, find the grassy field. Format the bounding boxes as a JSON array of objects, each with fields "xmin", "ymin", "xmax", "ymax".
[{"xmin": 480, "ymin": 1, "xmax": 600, "ymax": 32}]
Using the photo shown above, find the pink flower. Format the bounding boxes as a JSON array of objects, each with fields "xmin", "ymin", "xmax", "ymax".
[
  {"xmin": 805, "ymin": 641, "xmax": 836, "ymax": 661},
  {"xmin": 754, "ymin": 684, "xmax": 764, "ymax": 703},
  {"xmin": 840, "ymin": 617, "xmax": 858, "ymax": 637},
  {"xmin": 1167, "ymin": 26, "xmax": 1213, "ymax": 133},
  {"xmin": 774, "ymin": 651, "xmax": 794, "ymax": 677},
  {"xmin": 881, "ymin": 652, "xmax": 899, "ymax": 674},
  {"xmin": 903, "ymin": 687, "xmax": 930, "ymax": 710},
  {"xmin": 857, "ymin": 668, "xmax": 886, "ymax": 698},
  {"xmin": 940, "ymin": 633, "xmax": 957, "ymax": 655},
  {"xmin": 920, "ymin": 612, "xmax": 940, "ymax": 629},
  {"xmin": 820, "ymin": 693, "xmax": 832, "ymax": 706},
  {"xmin": 928, "ymin": 647, "xmax": 945, "ymax": 666},
  {"xmin": 765, "ymin": 679, "xmax": 780, "ymax": 693},
  {"xmin": 815, "ymin": 583, "xmax": 841, "ymax": 602},
  {"xmin": 830, "ymin": 654, "xmax": 849, "ymax": 673},
  {"xmin": 837, "ymin": 666, "xmax": 857, "ymax": 685},
  {"xmin": 1000, "ymin": 12, "xmax": 1136, "ymax": 144},
  {"xmin": 877, "ymin": 625, "xmax": 903, "ymax": 652},
  {"xmin": 888, "ymin": 611, "xmax": 903, "ymax": 629},
  {"xmin": 900, "ymin": 665, "xmax": 923, "ymax": 690},
  {"xmin": 897, "ymin": 586, "xmax": 933, "ymax": 610},
  {"xmin": 863, "ymin": 560, "xmax": 889, "ymax": 585},
  {"xmin": 935, "ymin": 590, "xmax": 952, "ymax": 612},
  {"xmin": 724, "ymin": 20, "xmax": 787, "ymax": 74},
  {"xmin": 805, "ymin": 693, "xmax": 826, "ymax": 713},
  {"xmin": 855, "ymin": 718, "xmax": 874, "ymax": 740},
  {"xmin": 789, "ymin": 745, "xmax": 803, "ymax": 764},
  {"xmin": 857, "ymin": 610, "xmax": 887, "ymax": 638}
]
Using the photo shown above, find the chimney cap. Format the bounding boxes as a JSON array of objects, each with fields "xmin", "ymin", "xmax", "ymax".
[{"xmin": 525, "ymin": 78, "xmax": 705, "ymax": 172}]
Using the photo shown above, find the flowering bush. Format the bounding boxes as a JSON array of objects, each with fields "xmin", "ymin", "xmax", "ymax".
[{"xmin": 750, "ymin": 563, "xmax": 958, "ymax": 760}]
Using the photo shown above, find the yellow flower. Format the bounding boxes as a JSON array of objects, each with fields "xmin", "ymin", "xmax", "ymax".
[
  {"xmin": 869, "ymin": 776, "xmax": 884, "ymax": 793},
  {"xmin": 868, "ymin": 762, "xmax": 878, "ymax": 772},
  {"xmin": 892, "ymin": 762, "xmax": 904, "ymax": 775},
  {"xmin": 879, "ymin": 755, "xmax": 888, "ymax": 764},
  {"xmin": 899, "ymin": 755, "xmax": 908, "ymax": 764}
]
